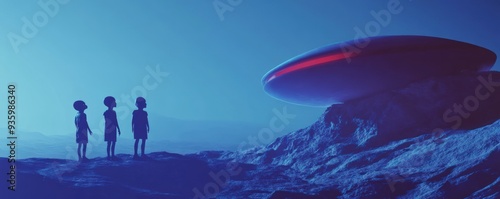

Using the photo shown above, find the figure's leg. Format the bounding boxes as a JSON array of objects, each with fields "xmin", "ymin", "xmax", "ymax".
[
  {"xmin": 134, "ymin": 139, "xmax": 139, "ymax": 156},
  {"xmin": 77, "ymin": 143, "xmax": 82, "ymax": 160},
  {"xmin": 107, "ymin": 141, "xmax": 111, "ymax": 158},
  {"xmin": 111, "ymin": 141, "xmax": 116, "ymax": 157},
  {"xmin": 83, "ymin": 144, "xmax": 87, "ymax": 158},
  {"xmin": 141, "ymin": 139, "xmax": 146, "ymax": 156}
]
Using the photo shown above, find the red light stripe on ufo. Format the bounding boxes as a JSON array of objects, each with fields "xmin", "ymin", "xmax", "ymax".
[{"xmin": 266, "ymin": 52, "xmax": 353, "ymax": 83}]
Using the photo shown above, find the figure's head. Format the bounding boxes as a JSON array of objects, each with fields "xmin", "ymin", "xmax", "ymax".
[
  {"xmin": 135, "ymin": 97, "xmax": 147, "ymax": 109},
  {"xmin": 73, "ymin": 100, "xmax": 87, "ymax": 111},
  {"xmin": 104, "ymin": 96, "xmax": 116, "ymax": 108}
]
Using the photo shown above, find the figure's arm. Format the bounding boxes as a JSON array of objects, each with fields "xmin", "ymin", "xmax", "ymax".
[
  {"xmin": 131, "ymin": 112, "xmax": 135, "ymax": 133},
  {"xmin": 115, "ymin": 112, "xmax": 121, "ymax": 135},
  {"xmin": 85, "ymin": 114, "xmax": 93, "ymax": 135},
  {"xmin": 146, "ymin": 113, "xmax": 150, "ymax": 133}
]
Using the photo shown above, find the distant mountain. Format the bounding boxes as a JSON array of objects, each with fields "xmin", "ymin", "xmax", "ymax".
[
  {"xmin": 0, "ymin": 117, "xmax": 272, "ymax": 159},
  {"xmin": 147, "ymin": 115, "xmax": 267, "ymax": 145},
  {"xmin": 0, "ymin": 130, "xmax": 240, "ymax": 160}
]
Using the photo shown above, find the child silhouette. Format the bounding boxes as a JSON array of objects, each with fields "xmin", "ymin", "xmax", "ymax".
[
  {"xmin": 132, "ymin": 97, "xmax": 149, "ymax": 159},
  {"xmin": 73, "ymin": 100, "xmax": 93, "ymax": 162},
  {"xmin": 104, "ymin": 96, "xmax": 121, "ymax": 160}
]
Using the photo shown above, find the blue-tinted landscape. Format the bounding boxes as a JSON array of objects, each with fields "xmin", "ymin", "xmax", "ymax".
[{"xmin": 1, "ymin": 1, "xmax": 499, "ymax": 198}]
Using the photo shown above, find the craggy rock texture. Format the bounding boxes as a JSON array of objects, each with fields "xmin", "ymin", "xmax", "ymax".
[{"xmin": 221, "ymin": 72, "xmax": 500, "ymax": 198}]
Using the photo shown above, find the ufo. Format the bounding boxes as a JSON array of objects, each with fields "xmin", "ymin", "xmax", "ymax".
[{"xmin": 262, "ymin": 35, "xmax": 497, "ymax": 107}]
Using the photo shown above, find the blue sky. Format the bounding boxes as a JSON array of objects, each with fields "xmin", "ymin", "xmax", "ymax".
[{"xmin": 1, "ymin": 0, "xmax": 499, "ymax": 139}]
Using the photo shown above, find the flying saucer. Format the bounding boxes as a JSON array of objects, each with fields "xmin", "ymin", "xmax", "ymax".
[{"xmin": 262, "ymin": 35, "xmax": 497, "ymax": 107}]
